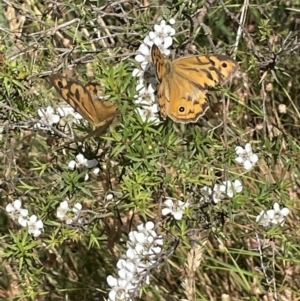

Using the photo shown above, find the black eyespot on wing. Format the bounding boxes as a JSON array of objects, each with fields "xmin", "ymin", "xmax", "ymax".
[
  {"xmin": 221, "ymin": 62, "xmax": 228, "ymax": 68},
  {"xmin": 179, "ymin": 106, "xmax": 185, "ymax": 113}
]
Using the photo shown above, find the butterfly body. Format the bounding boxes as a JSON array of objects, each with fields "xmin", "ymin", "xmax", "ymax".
[
  {"xmin": 151, "ymin": 44, "xmax": 239, "ymax": 123},
  {"xmin": 49, "ymin": 75, "xmax": 117, "ymax": 137}
]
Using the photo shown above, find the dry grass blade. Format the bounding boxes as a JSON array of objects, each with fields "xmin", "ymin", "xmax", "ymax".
[{"xmin": 182, "ymin": 239, "xmax": 208, "ymax": 301}]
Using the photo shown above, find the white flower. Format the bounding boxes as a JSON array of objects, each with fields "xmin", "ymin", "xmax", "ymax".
[
  {"xmin": 135, "ymin": 83, "xmax": 156, "ymax": 104},
  {"xmin": 220, "ymin": 180, "xmax": 243, "ymax": 198},
  {"xmin": 128, "ymin": 231, "xmax": 147, "ymax": 246},
  {"xmin": 106, "ymin": 193, "xmax": 114, "ymax": 201},
  {"xmin": 57, "ymin": 200, "xmax": 69, "ymax": 220},
  {"xmin": 68, "ymin": 154, "xmax": 97, "ymax": 182},
  {"xmin": 161, "ymin": 47, "xmax": 171, "ymax": 56},
  {"xmin": 169, "ymin": 18, "xmax": 175, "ymax": 25},
  {"xmin": 132, "ymin": 19, "xmax": 176, "ymax": 128},
  {"xmin": 201, "ymin": 180, "xmax": 243, "ymax": 203},
  {"xmin": 6, "ymin": 199, "xmax": 22, "ymax": 215},
  {"xmin": 18, "ymin": 211, "xmax": 29, "ymax": 228},
  {"xmin": 143, "ymin": 35, "xmax": 154, "ymax": 47},
  {"xmin": 117, "ymin": 259, "xmax": 136, "ymax": 281},
  {"xmin": 38, "ymin": 106, "xmax": 60, "ymax": 125},
  {"xmin": 210, "ymin": 184, "xmax": 225, "ymax": 203},
  {"xmin": 57, "ymin": 104, "xmax": 75, "ymax": 117},
  {"xmin": 148, "ymin": 30, "xmax": 157, "ymax": 41},
  {"xmin": 132, "ymin": 68, "xmax": 143, "ymax": 78},
  {"xmin": 92, "ymin": 167, "xmax": 100, "ymax": 175},
  {"xmin": 68, "ymin": 154, "xmax": 97, "ymax": 170},
  {"xmin": 267, "ymin": 202, "xmax": 290, "ymax": 225},
  {"xmin": 134, "ymin": 82, "xmax": 159, "ymax": 124},
  {"xmin": 57, "ymin": 104, "xmax": 83, "ymax": 121},
  {"xmin": 27, "ymin": 215, "xmax": 43, "ymax": 237},
  {"xmin": 73, "ymin": 202, "xmax": 82, "ymax": 214},
  {"xmin": 68, "ymin": 160, "xmax": 77, "ymax": 170},
  {"xmin": 256, "ymin": 210, "xmax": 272, "ymax": 227},
  {"xmin": 136, "ymin": 104, "xmax": 160, "ymax": 124},
  {"xmin": 135, "ymin": 43, "xmax": 151, "ymax": 70},
  {"xmin": 256, "ymin": 202, "xmax": 290, "ymax": 227},
  {"xmin": 76, "ymin": 153, "xmax": 88, "ymax": 166},
  {"xmin": 235, "ymin": 143, "xmax": 258, "ymax": 170},
  {"xmin": 6, "ymin": 199, "xmax": 28, "ymax": 226},
  {"xmin": 139, "ymin": 220, "xmax": 154, "ymax": 232},
  {"xmin": 152, "ymin": 20, "xmax": 175, "ymax": 48},
  {"xmin": 57, "ymin": 201, "xmax": 83, "ymax": 224},
  {"xmin": 162, "ymin": 198, "xmax": 189, "ymax": 220},
  {"xmin": 107, "ymin": 276, "xmax": 134, "ymax": 301}
]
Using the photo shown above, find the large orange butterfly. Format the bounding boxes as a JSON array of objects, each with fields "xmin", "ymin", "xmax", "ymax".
[{"xmin": 151, "ymin": 44, "xmax": 239, "ymax": 123}]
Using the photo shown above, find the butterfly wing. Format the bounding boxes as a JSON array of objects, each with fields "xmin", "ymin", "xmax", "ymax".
[
  {"xmin": 151, "ymin": 44, "xmax": 167, "ymax": 82},
  {"xmin": 84, "ymin": 82, "xmax": 117, "ymax": 124},
  {"xmin": 151, "ymin": 44, "xmax": 172, "ymax": 118},
  {"xmin": 165, "ymin": 55, "xmax": 239, "ymax": 123},
  {"xmin": 173, "ymin": 55, "xmax": 239, "ymax": 86},
  {"xmin": 85, "ymin": 82, "xmax": 103, "ymax": 101},
  {"xmin": 49, "ymin": 75, "xmax": 117, "ymax": 127},
  {"xmin": 159, "ymin": 70, "xmax": 209, "ymax": 123}
]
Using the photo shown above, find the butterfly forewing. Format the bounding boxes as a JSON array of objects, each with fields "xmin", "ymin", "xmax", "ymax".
[
  {"xmin": 205, "ymin": 55, "xmax": 239, "ymax": 84},
  {"xmin": 151, "ymin": 44, "xmax": 168, "ymax": 81},
  {"xmin": 49, "ymin": 75, "xmax": 117, "ymax": 127},
  {"xmin": 173, "ymin": 55, "xmax": 239, "ymax": 87},
  {"xmin": 68, "ymin": 79, "xmax": 99, "ymax": 123},
  {"xmin": 85, "ymin": 82, "xmax": 103, "ymax": 100}
]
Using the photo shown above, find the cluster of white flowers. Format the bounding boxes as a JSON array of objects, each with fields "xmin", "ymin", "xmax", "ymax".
[
  {"xmin": 235, "ymin": 143, "xmax": 258, "ymax": 170},
  {"xmin": 68, "ymin": 153, "xmax": 99, "ymax": 181},
  {"xmin": 56, "ymin": 200, "xmax": 83, "ymax": 225},
  {"xmin": 34, "ymin": 105, "xmax": 83, "ymax": 131},
  {"xmin": 133, "ymin": 19, "xmax": 176, "ymax": 124},
  {"xmin": 6, "ymin": 199, "xmax": 43, "ymax": 237},
  {"xmin": 107, "ymin": 222, "xmax": 164, "ymax": 301},
  {"xmin": 199, "ymin": 142, "xmax": 290, "ymax": 227},
  {"xmin": 162, "ymin": 198, "xmax": 189, "ymax": 220},
  {"xmin": 256, "ymin": 202, "xmax": 290, "ymax": 227},
  {"xmin": 201, "ymin": 179, "xmax": 243, "ymax": 204},
  {"xmin": 234, "ymin": 144, "xmax": 289, "ymax": 225}
]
